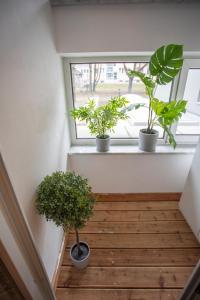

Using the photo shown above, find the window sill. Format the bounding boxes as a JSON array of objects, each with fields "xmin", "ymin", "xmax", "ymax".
[{"xmin": 69, "ymin": 145, "xmax": 196, "ymax": 155}]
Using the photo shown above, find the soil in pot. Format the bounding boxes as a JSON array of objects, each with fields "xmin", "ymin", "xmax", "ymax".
[{"xmin": 71, "ymin": 242, "xmax": 89, "ymax": 261}]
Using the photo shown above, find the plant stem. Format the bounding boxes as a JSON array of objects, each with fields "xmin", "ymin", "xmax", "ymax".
[
  {"xmin": 147, "ymin": 99, "xmax": 152, "ymax": 133},
  {"xmin": 75, "ymin": 228, "xmax": 82, "ymax": 257},
  {"xmin": 147, "ymin": 87, "xmax": 153, "ymax": 133}
]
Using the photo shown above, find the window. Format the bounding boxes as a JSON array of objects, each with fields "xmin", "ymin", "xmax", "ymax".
[
  {"xmin": 64, "ymin": 56, "xmax": 200, "ymax": 146},
  {"xmin": 106, "ymin": 72, "xmax": 113, "ymax": 80},
  {"xmin": 107, "ymin": 66, "xmax": 113, "ymax": 73},
  {"xmin": 175, "ymin": 59, "xmax": 200, "ymax": 143}
]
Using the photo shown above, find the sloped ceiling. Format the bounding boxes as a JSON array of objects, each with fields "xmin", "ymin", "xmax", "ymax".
[{"xmin": 50, "ymin": 0, "xmax": 199, "ymax": 6}]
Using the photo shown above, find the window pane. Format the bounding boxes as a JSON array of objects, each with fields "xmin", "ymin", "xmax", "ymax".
[
  {"xmin": 71, "ymin": 62, "xmax": 172, "ymax": 139},
  {"xmin": 176, "ymin": 69, "xmax": 200, "ymax": 135}
]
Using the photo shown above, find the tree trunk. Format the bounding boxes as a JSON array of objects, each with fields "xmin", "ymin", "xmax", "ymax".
[
  {"xmin": 89, "ymin": 64, "xmax": 93, "ymax": 92},
  {"xmin": 128, "ymin": 77, "xmax": 134, "ymax": 93},
  {"xmin": 124, "ymin": 62, "xmax": 148, "ymax": 94},
  {"xmin": 75, "ymin": 229, "xmax": 82, "ymax": 257},
  {"xmin": 92, "ymin": 64, "xmax": 97, "ymax": 92}
]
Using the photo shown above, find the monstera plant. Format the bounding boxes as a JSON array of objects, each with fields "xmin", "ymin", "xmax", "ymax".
[{"xmin": 128, "ymin": 44, "xmax": 187, "ymax": 152}]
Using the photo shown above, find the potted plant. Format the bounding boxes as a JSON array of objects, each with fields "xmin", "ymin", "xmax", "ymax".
[
  {"xmin": 128, "ymin": 44, "xmax": 187, "ymax": 152},
  {"xmin": 36, "ymin": 171, "xmax": 95, "ymax": 269},
  {"xmin": 71, "ymin": 96, "xmax": 129, "ymax": 152}
]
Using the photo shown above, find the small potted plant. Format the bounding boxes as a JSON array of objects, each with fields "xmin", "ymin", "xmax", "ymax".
[
  {"xmin": 128, "ymin": 44, "xmax": 187, "ymax": 152},
  {"xmin": 71, "ymin": 96, "xmax": 129, "ymax": 152},
  {"xmin": 36, "ymin": 171, "xmax": 95, "ymax": 269}
]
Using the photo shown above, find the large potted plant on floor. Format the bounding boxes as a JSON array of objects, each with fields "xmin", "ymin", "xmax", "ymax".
[
  {"xmin": 36, "ymin": 171, "xmax": 95, "ymax": 269},
  {"xmin": 71, "ymin": 96, "xmax": 129, "ymax": 152},
  {"xmin": 128, "ymin": 44, "xmax": 187, "ymax": 152}
]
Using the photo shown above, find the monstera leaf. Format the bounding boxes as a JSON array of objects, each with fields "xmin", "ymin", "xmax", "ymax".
[
  {"xmin": 149, "ymin": 44, "xmax": 183, "ymax": 85},
  {"xmin": 128, "ymin": 70, "xmax": 155, "ymax": 97},
  {"xmin": 150, "ymin": 98, "xmax": 187, "ymax": 148},
  {"xmin": 128, "ymin": 70, "xmax": 155, "ymax": 89}
]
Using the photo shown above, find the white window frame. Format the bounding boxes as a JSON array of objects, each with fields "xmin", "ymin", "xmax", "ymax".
[
  {"xmin": 174, "ymin": 58, "xmax": 200, "ymax": 145},
  {"xmin": 63, "ymin": 54, "xmax": 200, "ymax": 147}
]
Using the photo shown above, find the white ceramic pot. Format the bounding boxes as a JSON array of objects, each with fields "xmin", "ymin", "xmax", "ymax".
[
  {"xmin": 96, "ymin": 136, "xmax": 110, "ymax": 152},
  {"xmin": 139, "ymin": 129, "xmax": 159, "ymax": 152}
]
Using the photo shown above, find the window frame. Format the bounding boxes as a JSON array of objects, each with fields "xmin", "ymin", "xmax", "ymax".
[
  {"xmin": 174, "ymin": 58, "xmax": 200, "ymax": 145},
  {"xmin": 63, "ymin": 55, "xmax": 200, "ymax": 147}
]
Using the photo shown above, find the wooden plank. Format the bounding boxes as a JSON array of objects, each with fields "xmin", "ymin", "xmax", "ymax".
[
  {"xmin": 57, "ymin": 266, "xmax": 193, "ymax": 288},
  {"xmin": 63, "ymin": 248, "xmax": 200, "ymax": 267},
  {"xmin": 95, "ymin": 193, "xmax": 181, "ymax": 202},
  {"xmin": 67, "ymin": 233, "xmax": 199, "ymax": 248},
  {"xmin": 56, "ymin": 288, "xmax": 182, "ymax": 300},
  {"xmin": 95, "ymin": 201, "xmax": 179, "ymax": 210},
  {"xmin": 78, "ymin": 220, "xmax": 191, "ymax": 234},
  {"xmin": 90, "ymin": 210, "xmax": 184, "ymax": 222}
]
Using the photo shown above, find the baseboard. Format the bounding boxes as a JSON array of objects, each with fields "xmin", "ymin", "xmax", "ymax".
[{"xmin": 51, "ymin": 233, "xmax": 68, "ymax": 291}]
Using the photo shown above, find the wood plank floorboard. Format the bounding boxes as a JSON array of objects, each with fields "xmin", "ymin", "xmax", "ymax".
[
  {"xmin": 63, "ymin": 248, "xmax": 200, "ymax": 267},
  {"xmin": 90, "ymin": 210, "xmax": 184, "ymax": 221},
  {"xmin": 56, "ymin": 194, "xmax": 200, "ymax": 300},
  {"xmin": 95, "ymin": 193, "xmax": 181, "ymax": 201},
  {"xmin": 57, "ymin": 266, "xmax": 193, "ymax": 288},
  {"xmin": 78, "ymin": 220, "xmax": 191, "ymax": 233},
  {"xmin": 94, "ymin": 201, "xmax": 179, "ymax": 210},
  {"xmin": 56, "ymin": 288, "xmax": 182, "ymax": 300},
  {"xmin": 67, "ymin": 232, "xmax": 199, "ymax": 248}
]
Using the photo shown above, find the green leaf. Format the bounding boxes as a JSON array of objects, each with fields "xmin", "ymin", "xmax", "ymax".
[
  {"xmin": 36, "ymin": 171, "xmax": 95, "ymax": 231},
  {"xmin": 128, "ymin": 70, "xmax": 155, "ymax": 89},
  {"xmin": 159, "ymin": 121, "xmax": 177, "ymax": 149},
  {"xmin": 121, "ymin": 103, "xmax": 146, "ymax": 113},
  {"xmin": 149, "ymin": 44, "xmax": 183, "ymax": 85},
  {"xmin": 151, "ymin": 98, "xmax": 187, "ymax": 148},
  {"xmin": 70, "ymin": 96, "xmax": 130, "ymax": 138},
  {"xmin": 151, "ymin": 98, "xmax": 187, "ymax": 125}
]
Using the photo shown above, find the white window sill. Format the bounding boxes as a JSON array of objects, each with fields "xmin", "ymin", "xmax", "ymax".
[{"xmin": 69, "ymin": 145, "xmax": 196, "ymax": 155}]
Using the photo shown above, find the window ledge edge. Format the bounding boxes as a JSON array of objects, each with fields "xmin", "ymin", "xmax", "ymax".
[{"xmin": 69, "ymin": 145, "xmax": 196, "ymax": 155}]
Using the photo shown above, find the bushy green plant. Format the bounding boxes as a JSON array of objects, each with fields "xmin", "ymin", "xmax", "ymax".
[
  {"xmin": 128, "ymin": 44, "xmax": 187, "ymax": 148},
  {"xmin": 36, "ymin": 171, "xmax": 95, "ymax": 256},
  {"xmin": 71, "ymin": 96, "xmax": 129, "ymax": 138}
]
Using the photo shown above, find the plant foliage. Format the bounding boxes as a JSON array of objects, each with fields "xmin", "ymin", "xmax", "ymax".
[
  {"xmin": 36, "ymin": 171, "xmax": 95, "ymax": 231},
  {"xmin": 128, "ymin": 44, "xmax": 187, "ymax": 148},
  {"xmin": 71, "ymin": 96, "xmax": 129, "ymax": 138},
  {"xmin": 150, "ymin": 44, "xmax": 183, "ymax": 85}
]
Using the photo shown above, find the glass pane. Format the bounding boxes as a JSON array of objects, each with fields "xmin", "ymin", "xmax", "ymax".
[
  {"xmin": 71, "ymin": 62, "xmax": 172, "ymax": 139},
  {"xmin": 177, "ymin": 68, "xmax": 200, "ymax": 135}
]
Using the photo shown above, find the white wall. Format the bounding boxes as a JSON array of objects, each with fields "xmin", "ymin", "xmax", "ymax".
[
  {"xmin": 53, "ymin": 3, "xmax": 200, "ymax": 54},
  {"xmin": 69, "ymin": 153, "xmax": 193, "ymax": 193},
  {"xmin": 180, "ymin": 139, "xmax": 200, "ymax": 242},
  {"xmin": 0, "ymin": 0, "xmax": 70, "ymax": 281},
  {"xmin": 0, "ymin": 210, "xmax": 43, "ymax": 300}
]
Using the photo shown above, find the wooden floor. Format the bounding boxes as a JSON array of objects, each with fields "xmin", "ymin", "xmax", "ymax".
[{"xmin": 56, "ymin": 193, "xmax": 200, "ymax": 300}]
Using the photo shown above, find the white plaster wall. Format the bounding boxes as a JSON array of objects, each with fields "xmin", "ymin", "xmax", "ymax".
[
  {"xmin": 53, "ymin": 3, "xmax": 200, "ymax": 54},
  {"xmin": 0, "ymin": 211, "xmax": 44, "ymax": 300},
  {"xmin": 180, "ymin": 139, "xmax": 200, "ymax": 242},
  {"xmin": 0, "ymin": 0, "xmax": 70, "ymax": 280},
  {"xmin": 69, "ymin": 153, "xmax": 193, "ymax": 193},
  {"xmin": 53, "ymin": 2, "xmax": 198, "ymax": 195}
]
